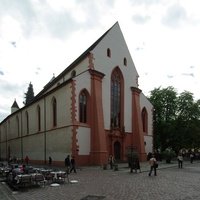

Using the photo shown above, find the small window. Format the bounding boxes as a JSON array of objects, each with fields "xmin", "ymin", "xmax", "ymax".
[
  {"xmin": 123, "ymin": 57, "xmax": 127, "ymax": 66},
  {"xmin": 71, "ymin": 70, "xmax": 76, "ymax": 77},
  {"xmin": 107, "ymin": 48, "xmax": 111, "ymax": 57}
]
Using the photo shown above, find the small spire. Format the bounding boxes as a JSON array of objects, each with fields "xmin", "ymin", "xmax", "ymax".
[{"xmin": 11, "ymin": 99, "xmax": 19, "ymax": 108}]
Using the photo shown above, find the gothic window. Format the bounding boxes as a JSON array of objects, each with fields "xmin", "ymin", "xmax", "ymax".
[
  {"xmin": 123, "ymin": 57, "xmax": 127, "ymax": 66},
  {"xmin": 107, "ymin": 48, "xmax": 111, "ymax": 57},
  {"xmin": 25, "ymin": 111, "xmax": 29, "ymax": 134},
  {"xmin": 52, "ymin": 97, "xmax": 57, "ymax": 127},
  {"xmin": 142, "ymin": 107, "xmax": 148, "ymax": 133},
  {"xmin": 111, "ymin": 68, "xmax": 123, "ymax": 128},
  {"xmin": 79, "ymin": 91, "xmax": 87, "ymax": 123},
  {"xmin": 37, "ymin": 105, "xmax": 41, "ymax": 131}
]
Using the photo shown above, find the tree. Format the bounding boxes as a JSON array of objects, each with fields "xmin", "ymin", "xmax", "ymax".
[
  {"xmin": 24, "ymin": 82, "xmax": 34, "ymax": 105},
  {"xmin": 149, "ymin": 86, "xmax": 178, "ymax": 151},
  {"xmin": 149, "ymin": 87, "xmax": 200, "ymax": 152}
]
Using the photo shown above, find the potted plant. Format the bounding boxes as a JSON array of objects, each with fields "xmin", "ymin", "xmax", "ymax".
[{"xmin": 161, "ymin": 148, "xmax": 176, "ymax": 163}]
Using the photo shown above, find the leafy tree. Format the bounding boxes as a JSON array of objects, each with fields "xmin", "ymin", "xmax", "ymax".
[
  {"xmin": 24, "ymin": 82, "xmax": 34, "ymax": 105},
  {"xmin": 148, "ymin": 87, "xmax": 200, "ymax": 152}
]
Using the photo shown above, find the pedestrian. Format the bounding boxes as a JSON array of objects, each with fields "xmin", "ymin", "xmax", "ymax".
[
  {"xmin": 190, "ymin": 152, "xmax": 194, "ymax": 164},
  {"xmin": 70, "ymin": 156, "xmax": 76, "ymax": 173},
  {"xmin": 108, "ymin": 155, "xmax": 115, "ymax": 169},
  {"xmin": 65, "ymin": 155, "xmax": 71, "ymax": 173},
  {"xmin": 148, "ymin": 154, "xmax": 157, "ymax": 176},
  {"xmin": 135, "ymin": 156, "xmax": 142, "ymax": 173},
  {"xmin": 25, "ymin": 155, "xmax": 29, "ymax": 165},
  {"xmin": 177, "ymin": 153, "xmax": 183, "ymax": 168},
  {"xmin": 49, "ymin": 156, "xmax": 52, "ymax": 166}
]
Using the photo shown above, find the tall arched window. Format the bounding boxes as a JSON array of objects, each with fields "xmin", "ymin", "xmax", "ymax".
[
  {"xmin": 111, "ymin": 68, "xmax": 123, "ymax": 128},
  {"xmin": 37, "ymin": 105, "xmax": 41, "ymax": 131},
  {"xmin": 16, "ymin": 116, "xmax": 20, "ymax": 137},
  {"xmin": 52, "ymin": 97, "xmax": 57, "ymax": 127},
  {"xmin": 79, "ymin": 91, "xmax": 87, "ymax": 123},
  {"xmin": 142, "ymin": 107, "xmax": 148, "ymax": 133},
  {"xmin": 25, "ymin": 111, "xmax": 29, "ymax": 134}
]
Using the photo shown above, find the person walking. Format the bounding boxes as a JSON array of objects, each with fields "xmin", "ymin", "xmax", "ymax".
[
  {"xmin": 177, "ymin": 153, "xmax": 183, "ymax": 168},
  {"xmin": 70, "ymin": 156, "xmax": 76, "ymax": 173},
  {"xmin": 65, "ymin": 155, "xmax": 71, "ymax": 173},
  {"xmin": 25, "ymin": 155, "xmax": 29, "ymax": 165},
  {"xmin": 108, "ymin": 155, "xmax": 115, "ymax": 169},
  {"xmin": 190, "ymin": 152, "xmax": 194, "ymax": 164},
  {"xmin": 148, "ymin": 154, "xmax": 157, "ymax": 176},
  {"xmin": 49, "ymin": 156, "xmax": 52, "ymax": 166}
]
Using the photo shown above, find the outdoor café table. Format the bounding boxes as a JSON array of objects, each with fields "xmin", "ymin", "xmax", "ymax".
[
  {"xmin": 30, "ymin": 173, "xmax": 45, "ymax": 185},
  {"xmin": 50, "ymin": 171, "xmax": 66, "ymax": 183},
  {"xmin": 15, "ymin": 174, "xmax": 32, "ymax": 186}
]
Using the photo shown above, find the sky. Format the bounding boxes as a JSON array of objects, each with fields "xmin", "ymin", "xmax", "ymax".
[{"xmin": 0, "ymin": 0, "xmax": 200, "ymax": 122}]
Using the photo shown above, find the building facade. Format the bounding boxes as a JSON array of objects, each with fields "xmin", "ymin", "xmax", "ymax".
[{"xmin": 0, "ymin": 22, "xmax": 153, "ymax": 166}]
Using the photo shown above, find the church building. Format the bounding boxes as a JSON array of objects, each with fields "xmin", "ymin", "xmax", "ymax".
[{"xmin": 0, "ymin": 22, "xmax": 153, "ymax": 166}]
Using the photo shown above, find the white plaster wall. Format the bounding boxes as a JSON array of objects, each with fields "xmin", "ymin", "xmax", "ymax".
[
  {"xmin": 144, "ymin": 135, "xmax": 153, "ymax": 154},
  {"xmin": 46, "ymin": 127, "xmax": 72, "ymax": 161},
  {"xmin": 77, "ymin": 127, "xmax": 91, "ymax": 155},
  {"xmin": 91, "ymin": 23, "xmax": 139, "ymax": 132},
  {"xmin": 22, "ymin": 133, "xmax": 44, "ymax": 160},
  {"xmin": 0, "ymin": 142, "xmax": 6, "ymax": 159},
  {"xmin": 8, "ymin": 139, "xmax": 21, "ymax": 159}
]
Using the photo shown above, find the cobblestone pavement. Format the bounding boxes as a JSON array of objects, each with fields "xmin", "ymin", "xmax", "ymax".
[{"xmin": 1, "ymin": 161, "xmax": 200, "ymax": 200}]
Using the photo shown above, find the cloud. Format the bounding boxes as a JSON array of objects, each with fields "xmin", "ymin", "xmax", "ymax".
[
  {"xmin": 0, "ymin": 79, "xmax": 26, "ymax": 95},
  {"xmin": 162, "ymin": 4, "xmax": 187, "ymax": 28},
  {"xmin": 0, "ymin": 70, "xmax": 4, "ymax": 75},
  {"xmin": 132, "ymin": 14, "xmax": 151, "ymax": 24},
  {"xmin": 181, "ymin": 73, "xmax": 194, "ymax": 77},
  {"xmin": 131, "ymin": 0, "xmax": 160, "ymax": 6},
  {"xmin": 167, "ymin": 75, "xmax": 174, "ymax": 78}
]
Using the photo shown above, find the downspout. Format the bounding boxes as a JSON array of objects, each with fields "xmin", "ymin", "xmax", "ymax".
[
  {"xmin": 44, "ymin": 97, "xmax": 47, "ymax": 164},
  {"xmin": 20, "ymin": 111, "xmax": 23, "ymax": 161}
]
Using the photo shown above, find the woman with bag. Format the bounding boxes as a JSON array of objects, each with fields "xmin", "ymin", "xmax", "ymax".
[{"xmin": 148, "ymin": 154, "xmax": 157, "ymax": 176}]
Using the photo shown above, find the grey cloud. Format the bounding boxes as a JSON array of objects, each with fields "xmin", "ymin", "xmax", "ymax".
[
  {"xmin": 167, "ymin": 75, "xmax": 174, "ymax": 78},
  {"xmin": 0, "ymin": 0, "xmax": 37, "ymax": 37},
  {"xmin": 0, "ymin": 112, "xmax": 9, "ymax": 122},
  {"xmin": 181, "ymin": 73, "xmax": 194, "ymax": 77},
  {"xmin": 0, "ymin": 80, "xmax": 26, "ymax": 95},
  {"xmin": 131, "ymin": 0, "xmax": 160, "ymax": 6},
  {"xmin": 162, "ymin": 4, "xmax": 187, "ymax": 28},
  {"xmin": 0, "ymin": 71, "xmax": 4, "ymax": 75},
  {"xmin": 132, "ymin": 14, "xmax": 151, "ymax": 24},
  {"xmin": 0, "ymin": 0, "xmax": 81, "ymax": 39}
]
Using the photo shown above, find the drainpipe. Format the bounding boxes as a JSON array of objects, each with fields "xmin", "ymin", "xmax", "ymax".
[
  {"xmin": 44, "ymin": 97, "xmax": 47, "ymax": 164},
  {"xmin": 21, "ymin": 111, "xmax": 23, "ymax": 161}
]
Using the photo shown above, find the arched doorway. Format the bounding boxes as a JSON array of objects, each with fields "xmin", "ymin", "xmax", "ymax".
[{"xmin": 114, "ymin": 141, "xmax": 121, "ymax": 160}]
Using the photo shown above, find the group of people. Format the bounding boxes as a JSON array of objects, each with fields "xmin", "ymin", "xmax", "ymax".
[{"xmin": 65, "ymin": 155, "xmax": 76, "ymax": 173}]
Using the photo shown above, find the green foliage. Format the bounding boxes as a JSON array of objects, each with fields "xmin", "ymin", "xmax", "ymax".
[
  {"xmin": 161, "ymin": 149, "xmax": 176, "ymax": 163},
  {"xmin": 149, "ymin": 86, "xmax": 200, "ymax": 152},
  {"xmin": 24, "ymin": 82, "xmax": 34, "ymax": 105}
]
